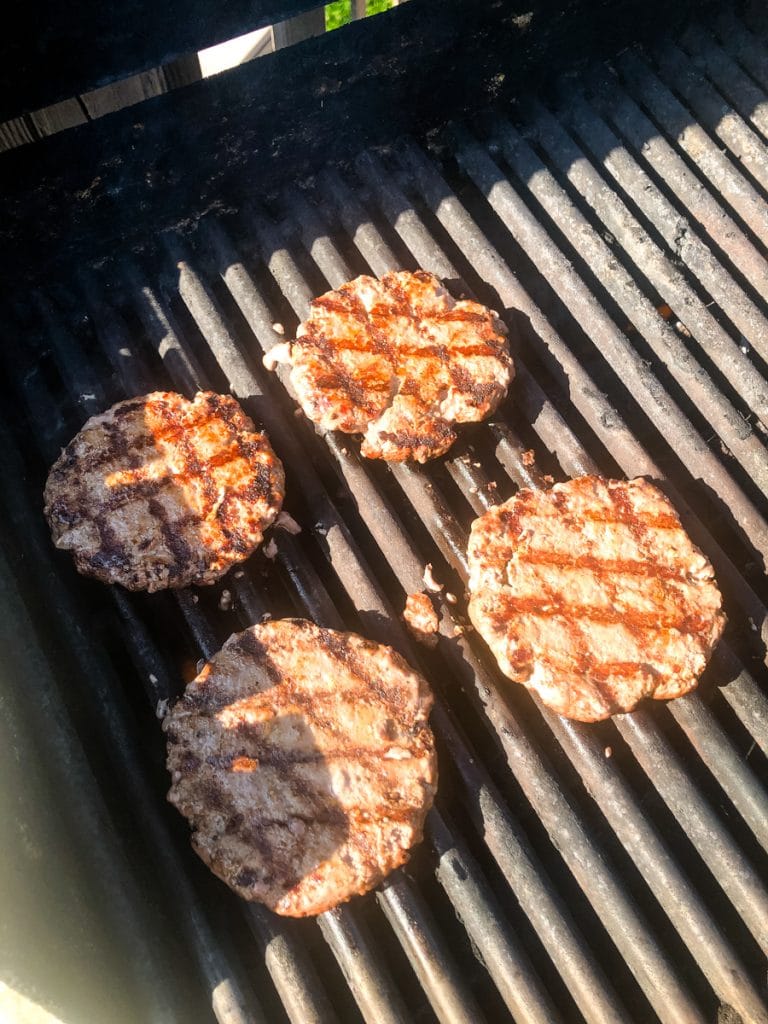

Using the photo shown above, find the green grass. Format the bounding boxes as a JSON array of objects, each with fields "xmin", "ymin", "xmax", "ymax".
[{"xmin": 324, "ymin": 0, "xmax": 394, "ymax": 32}]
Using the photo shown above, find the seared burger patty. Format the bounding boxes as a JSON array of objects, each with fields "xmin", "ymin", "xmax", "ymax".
[
  {"xmin": 164, "ymin": 619, "xmax": 437, "ymax": 916},
  {"xmin": 467, "ymin": 476, "xmax": 726, "ymax": 721},
  {"xmin": 287, "ymin": 270, "xmax": 512, "ymax": 462},
  {"xmin": 44, "ymin": 391, "xmax": 284, "ymax": 591}
]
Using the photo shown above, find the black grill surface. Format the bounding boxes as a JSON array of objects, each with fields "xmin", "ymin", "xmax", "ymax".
[{"xmin": 2, "ymin": 7, "xmax": 768, "ymax": 1024}]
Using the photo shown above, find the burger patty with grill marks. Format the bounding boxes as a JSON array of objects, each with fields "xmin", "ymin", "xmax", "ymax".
[
  {"xmin": 467, "ymin": 476, "xmax": 726, "ymax": 722},
  {"xmin": 44, "ymin": 391, "xmax": 284, "ymax": 591},
  {"xmin": 164, "ymin": 619, "xmax": 437, "ymax": 916},
  {"xmin": 287, "ymin": 270, "xmax": 513, "ymax": 462}
]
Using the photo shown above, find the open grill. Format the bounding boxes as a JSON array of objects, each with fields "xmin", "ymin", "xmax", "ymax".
[{"xmin": 1, "ymin": 6, "xmax": 767, "ymax": 1023}]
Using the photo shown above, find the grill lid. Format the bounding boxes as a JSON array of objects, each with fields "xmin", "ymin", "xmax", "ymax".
[{"xmin": 1, "ymin": 6, "xmax": 768, "ymax": 1024}]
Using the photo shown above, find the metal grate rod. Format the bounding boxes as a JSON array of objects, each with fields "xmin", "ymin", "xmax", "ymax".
[
  {"xmin": 377, "ymin": 874, "xmax": 485, "ymax": 1024},
  {"xmin": 653, "ymin": 37, "xmax": 768, "ymax": 193},
  {"xmin": 679, "ymin": 20, "xmax": 768, "ymax": 139},
  {"xmin": 426, "ymin": 809, "xmax": 564, "ymax": 1024},
  {"xmin": 598, "ymin": 56, "xmax": 768, "ymax": 292},
  {"xmin": 317, "ymin": 910, "xmax": 409, "ymax": 1024},
  {"xmin": 713, "ymin": 8, "xmax": 768, "ymax": 95},
  {"xmin": 520, "ymin": 99, "xmax": 768, "ymax": 425}
]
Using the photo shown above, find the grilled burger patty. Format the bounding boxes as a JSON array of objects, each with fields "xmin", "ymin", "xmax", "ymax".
[
  {"xmin": 164, "ymin": 619, "xmax": 437, "ymax": 916},
  {"xmin": 288, "ymin": 270, "xmax": 512, "ymax": 462},
  {"xmin": 468, "ymin": 476, "xmax": 726, "ymax": 721},
  {"xmin": 44, "ymin": 391, "xmax": 284, "ymax": 591}
]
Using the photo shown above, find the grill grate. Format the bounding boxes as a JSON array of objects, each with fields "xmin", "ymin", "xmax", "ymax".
[{"xmin": 2, "ymin": 8, "xmax": 768, "ymax": 1024}]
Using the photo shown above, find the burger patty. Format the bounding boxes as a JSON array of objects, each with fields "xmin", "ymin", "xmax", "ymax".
[
  {"xmin": 164, "ymin": 619, "xmax": 437, "ymax": 916},
  {"xmin": 44, "ymin": 391, "xmax": 284, "ymax": 591},
  {"xmin": 287, "ymin": 270, "xmax": 513, "ymax": 462},
  {"xmin": 467, "ymin": 476, "xmax": 726, "ymax": 721}
]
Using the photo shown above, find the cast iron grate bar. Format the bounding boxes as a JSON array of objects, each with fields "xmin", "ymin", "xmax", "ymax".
[
  {"xmin": 678, "ymin": 20, "xmax": 768, "ymax": 139},
  {"xmin": 590, "ymin": 57, "xmax": 768, "ymax": 299},
  {"xmin": 494, "ymin": 108, "xmax": 768, "ymax": 431},
  {"xmin": 713, "ymin": 8, "xmax": 768, "ymax": 97},
  {"xmin": 652, "ymin": 37, "xmax": 768, "ymax": 194}
]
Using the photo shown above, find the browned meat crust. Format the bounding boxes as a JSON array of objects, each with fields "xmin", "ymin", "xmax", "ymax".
[
  {"xmin": 44, "ymin": 391, "xmax": 284, "ymax": 591},
  {"xmin": 467, "ymin": 476, "xmax": 726, "ymax": 721},
  {"xmin": 164, "ymin": 619, "xmax": 437, "ymax": 916},
  {"xmin": 288, "ymin": 270, "xmax": 512, "ymax": 462},
  {"xmin": 403, "ymin": 592, "xmax": 440, "ymax": 647}
]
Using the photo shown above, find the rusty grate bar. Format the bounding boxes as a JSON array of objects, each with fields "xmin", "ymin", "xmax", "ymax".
[
  {"xmin": 655, "ymin": 29, "xmax": 768, "ymax": 190},
  {"xmin": 488, "ymin": 115, "xmax": 768, "ymax": 488},
  {"xmin": 652, "ymin": 36, "xmax": 768, "ymax": 193}
]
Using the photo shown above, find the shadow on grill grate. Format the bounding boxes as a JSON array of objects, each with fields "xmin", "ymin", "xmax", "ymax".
[{"xmin": 1, "ymin": 7, "xmax": 768, "ymax": 1024}]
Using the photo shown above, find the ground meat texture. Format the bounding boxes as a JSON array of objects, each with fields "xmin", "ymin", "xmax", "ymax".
[
  {"xmin": 403, "ymin": 592, "xmax": 440, "ymax": 647},
  {"xmin": 289, "ymin": 270, "xmax": 513, "ymax": 462},
  {"xmin": 467, "ymin": 476, "xmax": 726, "ymax": 722},
  {"xmin": 44, "ymin": 391, "xmax": 285, "ymax": 591},
  {"xmin": 164, "ymin": 619, "xmax": 437, "ymax": 916}
]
